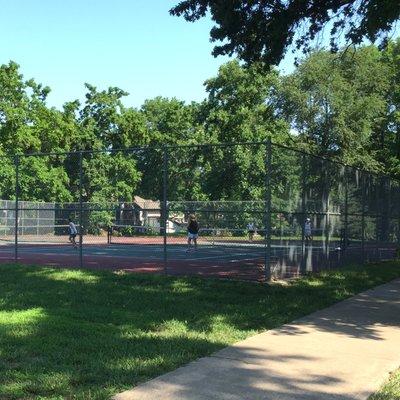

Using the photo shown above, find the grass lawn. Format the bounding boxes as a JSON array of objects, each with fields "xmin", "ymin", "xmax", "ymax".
[
  {"xmin": 370, "ymin": 368, "xmax": 400, "ymax": 400},
  {"xmin": 0, "ymin": 262, "xmax": 399, "ymax": 400}
]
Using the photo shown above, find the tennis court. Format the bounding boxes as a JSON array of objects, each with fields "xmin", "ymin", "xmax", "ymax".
[
  {"xmin": 0, "ymin": 227, "xmax": 265, "ymax": 280},
  {"xmin": 0, "ymin": 142, "xmax": 397, "ymax": 282},
  {"xmin": 0, "ymin": 223, "xmax": 393, "ymax": 281}
]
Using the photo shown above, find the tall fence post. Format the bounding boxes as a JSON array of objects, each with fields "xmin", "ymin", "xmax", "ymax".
[
  {"xmin": 14, "ymin": 155, "xmax": 19, "ymax": 263},
  {"xmin": 375, "ymin": 177, "xmax": 381, "ymax": 261},
  {"xmin": 398, "ymin": 180, "xmax": 400, "ymax": 248},
  {"xmin": 162, "ymin": 146, "xmax": 168, "ymax": 275},
  {"xmin": 361, "ymin": 171, "xmax": 366, "ymax": 264},
  {"xmin": 324, "ymin": 161, "xmax": 330, "ymax": 269},
  {"xmin": 300, "ymin": 154, "xmax": 307, "ymax": 274},
  {"xmin": 264, "ymin": 138, "xmax": 272, "ymax": 281},
  {"xmin": 396, "ymin": 182, "xmax": 400, "ymax": 250},
  {"xmin": 341, "ymin": 165, "xmax": 349, "ymax": 268},
  {"xmin": 344, "ymin": 166, "xmax": 349, "ymax": 253},
  {"xmin": 79, "ymin": 151, "xmax": 83, "ymax": 269}
]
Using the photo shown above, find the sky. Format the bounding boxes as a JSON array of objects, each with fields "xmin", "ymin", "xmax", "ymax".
[
  {"xmin": 6, "ymin": 1, "xmax": 387, "ymax": 110},
  {"xmin": 1, "ymin": 1, "xmax": 398, "ymax": 111},
  {"xmin": 0, "ymin": 0, "xmax": 247, "ymax": 109}
]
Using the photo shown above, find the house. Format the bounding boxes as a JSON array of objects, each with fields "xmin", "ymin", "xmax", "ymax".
[
  {"xmin": 117, "ymin": 196, "xmax": 184, "ymax": 233},
  {"xmin": 118, "ymin": 196, "xmax": 160, "ymax": 227},
  {"xmin": 133, "ymin": 196, "xmax": 161, "ymax": 227}
]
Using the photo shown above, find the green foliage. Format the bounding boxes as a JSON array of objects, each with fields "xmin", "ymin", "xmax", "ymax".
[
  {"xmin": 170, "ymin": 1, "xmax": 400, "ymax": 66},
  {"xmin": 87, "ymin": 211, "xmax": 114, "ymax": 235},
  {"xmin": 370, "ymin": 367, "xmax": 400, "ymax": 399},
  {"xmin": 137, "ymin": 97, "xmax": 205, "ymax": 200},
  {"xmin": 18, "ymin": 156, "xmax": 73, "ymax": 203},
  {"xmin": 195, "ymin": 61, "xmax": 289, "ymax": 201},
  {"xmin": 82, "ymin": 152, "xmax": 141, "ymax": 203},
  {"xmin": 275, "ymin": 44, "xmax": 400, "ymax": 175},
  {"xmin": 378, "ymin": 40, "xmax": 400, "ymax": 177},
  {"xmin": 0, "ymin": 41, "xmax": 399, "ymax": 211}
]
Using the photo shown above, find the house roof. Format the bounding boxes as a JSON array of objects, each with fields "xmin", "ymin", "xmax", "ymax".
[{"xmin": 133, "ymin": 196, "xmax": 160, "ymax": 210}]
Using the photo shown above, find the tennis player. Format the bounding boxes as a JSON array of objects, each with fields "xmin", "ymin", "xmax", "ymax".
[
  {"xmin": 187, "ymin": 214, "xmax": 199, "ymax": 252},
  {"xmin": 247, "ymin": 222, "xmax": 256, "ymax": 242},
  {"xmin": 68, "ymin": 218, "xmax": 78, "ymax": 248},
  {"xmin": 304, "ymin": 218, "xmax": 312, "ymax": 244}
]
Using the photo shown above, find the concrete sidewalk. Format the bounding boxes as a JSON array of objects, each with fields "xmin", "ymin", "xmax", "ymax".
[{"xmin": 114, "ymin": 279, "xmax": 400, "ymax": 400}]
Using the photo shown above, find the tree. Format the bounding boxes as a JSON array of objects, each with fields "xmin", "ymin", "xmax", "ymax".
[
  {"xmin": 78, "ymin": 83, "xmax": 128, "ymax": 150},
  {"xmin": 0, "ymin": 62, "xmax": 80, "ymax": 201},
  {"xmin": 377, "ymin": 39, "xmax": 400, "ymax": 177},
  {"xmin": 275, "ymin": 46, "xmax": 391, "ymax": 170},
  {"xmin": 0, "ymin": 61, "xmax": 77, "ymax": 155},
  {"xmin": 73, "ymin": 85, "xmax": 145, "ymax": 204},
  {"xmin": 170, "ymin": 0, "xmax": 400, "ymax": 66},
  {"xmin": 137, "ymin": 97, "xmax": 205, "ymax": 201},
  {"xmin": 198, "ymin": 60, "xmax": 289, "ymax": 202}
]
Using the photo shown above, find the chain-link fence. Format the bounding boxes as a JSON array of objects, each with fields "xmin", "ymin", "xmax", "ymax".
[{"xmin": 0, "ymin": 141, "xmax": 398, "ymax": 281}]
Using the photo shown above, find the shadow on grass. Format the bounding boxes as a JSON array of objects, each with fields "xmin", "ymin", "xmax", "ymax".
[{"xmin": 0, "ymin": 261, "xmax": 399, "ymax": 399}]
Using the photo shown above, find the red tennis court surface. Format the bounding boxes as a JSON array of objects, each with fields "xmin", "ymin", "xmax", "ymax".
[
  {"xmin": 0, "ymin": 235, "xmax": 269, "ymax": 282},
  {"xmin": 0, "ymin": 235, "xmax": 394, "ymax": 282}
]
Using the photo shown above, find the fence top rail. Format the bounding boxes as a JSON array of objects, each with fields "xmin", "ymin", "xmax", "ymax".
[{"xmin": 0, "ymin": 140, "xmax": 398, "ymax": 182}]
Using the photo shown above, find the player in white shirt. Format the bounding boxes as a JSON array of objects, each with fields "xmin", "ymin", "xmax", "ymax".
[
  {"xmin": 68, "ymin": 219, "xmax": 78, "ymax": 248},
  {"xmin": 247, "ymin": 222, "xmax": 256, "ymax": 242},
  {"xmin": 304, "ymin": 218, "xmax": 312, "ymax": 244}
]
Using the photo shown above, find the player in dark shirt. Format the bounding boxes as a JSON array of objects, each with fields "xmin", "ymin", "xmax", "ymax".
[{"xmin": 187, "ymin": 214, "xmax": 199, "ymax": 252}]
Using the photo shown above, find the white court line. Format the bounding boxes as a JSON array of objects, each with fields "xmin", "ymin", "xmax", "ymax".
[
  {"xmin": 12, "ymin": 247, "xmax": 263, "ymax": 262},
  {"xmin": 183, "ymin": 252, "xmax": 266, "ymax": 261},
  {"xmin": 14, "ymin": 250, "xmax": 162, "ymax": 260},
  {"xmin": 13, "ymin": 250, "xmax": 263, "ymax": 263}
]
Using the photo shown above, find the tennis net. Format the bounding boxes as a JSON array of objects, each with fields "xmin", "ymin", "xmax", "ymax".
[
  {"xmin": 107, "ymin": 224, "xmax": 266, "ymax": 247},
  {"xmin": 0, "ymin": 224, "xmax": 78, "ymax": 244},
  {"xmin": 107, "ymin": 225, "xmax": 162, "ymax": 244}
]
